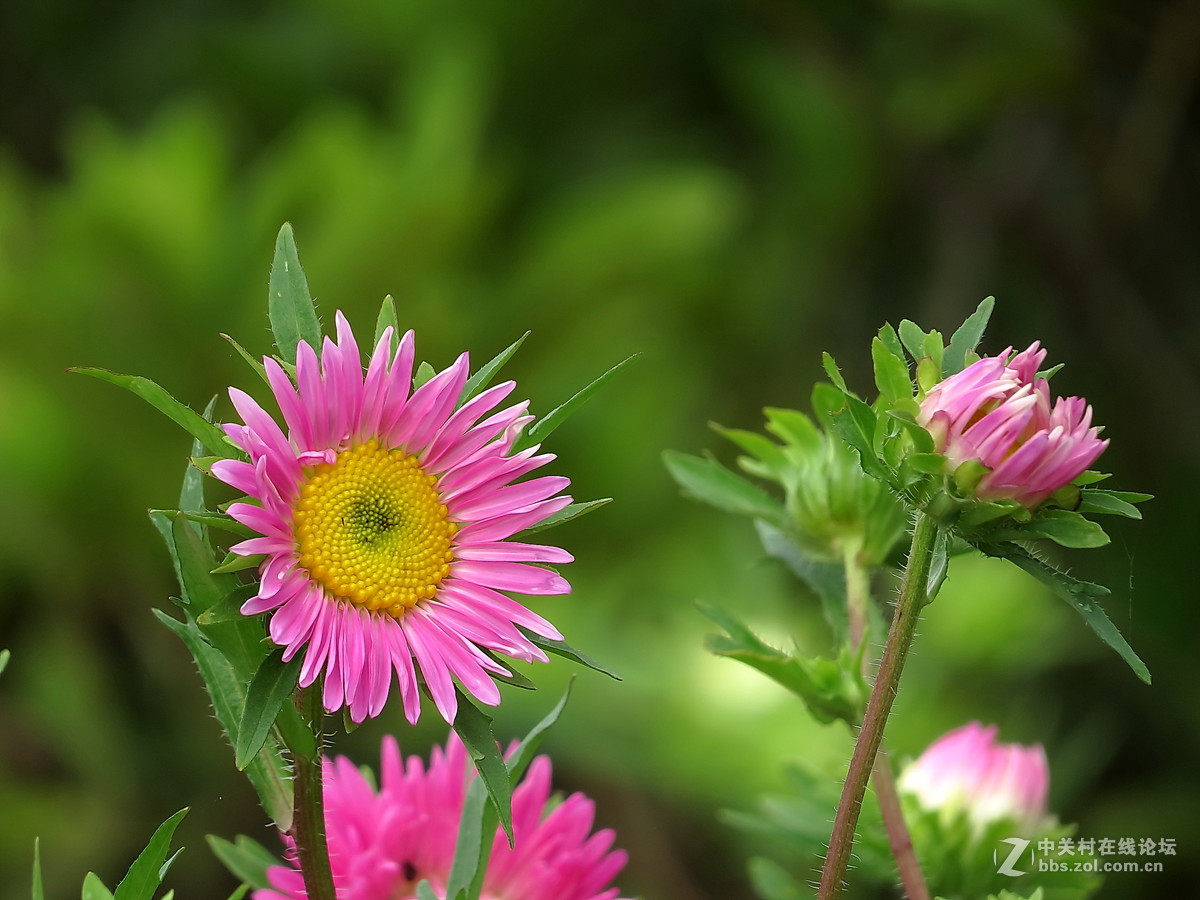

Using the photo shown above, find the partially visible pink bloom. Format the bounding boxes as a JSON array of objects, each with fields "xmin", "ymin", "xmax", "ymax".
[
  {"xmin": 917, "ymin": 342, "xmax": 1107, "ymax": 507},
  {"xmin": 256, "ymin": 736, "xmax": 630, "ymax": 900},
  {"xmin": 212, "ymin": 312, "xmax": 573, "ymax": 724},
  {"xmin": 898, "ymin": 721, "xmax": 1050, "ymax": 834}
]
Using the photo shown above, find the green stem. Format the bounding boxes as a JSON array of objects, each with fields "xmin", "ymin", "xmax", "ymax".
[
  {"xmin": 290, "ymin": 687, "xmax": 336, "ymax": 900},
  {"xmin": 841, "ymin": 543, "xmax": 930, "ymax": 900},
  {"xmin": 819, "ymin": 512, "xmax": 939, "ymax": 900}
]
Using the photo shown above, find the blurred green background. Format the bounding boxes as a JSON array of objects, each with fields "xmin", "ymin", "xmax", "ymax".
[{"xmin": 1, "ymin": 1, "xmax": 1197, "ymax": 898}]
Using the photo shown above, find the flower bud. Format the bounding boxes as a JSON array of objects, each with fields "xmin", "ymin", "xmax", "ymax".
[
  {"xmin": 917, "ymin": 343, "xmax": 1107, "ymax": 508},
  {"xmin": 898, "ymin": 721, "xmax": 1050, "ymax": 834}
]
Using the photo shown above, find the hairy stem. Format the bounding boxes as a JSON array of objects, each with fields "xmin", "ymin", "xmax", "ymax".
[
  {"xmin": 820, "ymin": 512, "xmax": 938, "ymax": 899},
  {"xmin": 290, "ymin": 687, "xmax": 336, "ymax": 900},
  {"xmin": 842, "ymin": 542, "xmax": 930, "ymax": 900}
]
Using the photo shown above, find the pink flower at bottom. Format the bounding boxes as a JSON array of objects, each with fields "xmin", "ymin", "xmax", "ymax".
[
  {"xmin": 256, "ymin": 736, "xmax": 630, "ymax": 900},
  {"xmin": 917, "ymin": 342, "xmax": 1107, "ymax": 508},
  {"xmin": 897, "ymin": 721, "xmax": 1050, "ymax": 834}
]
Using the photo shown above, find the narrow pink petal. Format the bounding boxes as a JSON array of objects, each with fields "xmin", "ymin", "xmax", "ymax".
[
  {"xmin": 453, "ymin": 560, "xmax": 571, "ymax": 595},
  {"xmin": 452, "ymin": 476, "xmax": 571, "ymax": 521},
  {"xmin": 264, "ymin": 356, "xmax": 315, "ymax": 449},
  {"xmin": 387, "ymin": 353, "xmax": 471, "ymax": 453},
  {"xmin": 455, "ymin": 541, "xmax": 573, "ymax": 564},
  {"xmin": 441, "ymin": 581, "xmax": 564, "ymax": 641},
  {"xmin": 402, "ymin": 616, "xmax": 459, "ymax": 722},
  {"xmin": 454, "ymin": 495, "xmax": 574, "ymax": 544},
  {"xmin": 422, "ymin": 381, "xmax": 517, "ymax": 469},
  {"xmin": 210, "ymin": 458, "xmax": 258, "ymax": 495}
]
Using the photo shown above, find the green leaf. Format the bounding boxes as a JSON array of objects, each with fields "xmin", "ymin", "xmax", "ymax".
[
  {"xmin": 877, "ymin": 322, "xmax": 906, "ymax": 364},
  {"xmin": 223, "ymin": 887, "xmax": 249, "ymax": 900},
  {"xmin": 220, "ymin": 333, "xmax": 269, "ymax": 385},
  {"xmin": 462, "ymin": 332, "xmax": 530, "ymax": 403},
  {"xmin": 81, "ymin": 873, "xmax": 114, "ymax": 900},
  {"xmin": 926, "ymin": 527, "xmax": 949, "ymax": 603},
  {"xmin": 975, "ymin": 542, "xmax": 1150, "ymax": 684},
  {"xmin": 0, "ymin": 648, "xmax": 9, "ymax": 679},
  {"xmin": 1078, "ymin": 490, "xmax": 1150, "ymax": 519},
  {"xmin": 754, "ymin": 521, "xmax": 848, "ymax": 643},
  {"xmin": 414, "ymin": 360, "xmax": 436, "ymax": 388},
  {"xmin": 212, "ymin": 551, "xmax": 264, "ymax": 574},
  {"xmin": 714, "ymin": 424, "xmax": 789, "ymax": 477},
  {"xmin": 987, "ymin": 508, "xmax": 1110, "ymax": 548},
  {"xmin": 943, "ymin": 296, "xmax": 995, "ymax": 376},
  {"xmin": 31, "ymin": 838, "xmax": 43, "ymax": 900},
  {"xmin": 374, "ymin": 295, "xmax": 399, "ymax": 354},
  {"xmin": 518, "ymin": 628, "xmax": 621, "ymax": 680},
  {"xmin": 112, "ymin": 808, "xmax": 188, "ymax": 900},
  {"xmin": 821, "ymin": 352, "xmax": 849, "ymax": 393},
  {"xmin": 524, "ymin": 353, "xmax": 639, "ymax": 447},
  {"xmin": 206, "ymin": 835, "xmax": 281, "ymax": 891},
  {"xmin": 416, "ymin": 882, "xmax": 440, "ymax": 900},
  {"xmin": 71, "ymin": 369, "xmax": 233, "ymax": 457},
  {"xmin": 764, "ymin": 407, "xmax": 822, "ymax": 454},
  {"xmin": 871, "ymin": 336, "xmax": 915, "ymax": 408},
  {"xmin": 235, "ymin": 648, "xmax": 302, "ymax": 770},
  {"xmin": 451, "ymin": 690, "xmax": 514, "ymax": 845},
  {"xmin": 163, "ymin": 510, "xmax": 256, "ymax": 539},
  {"xmin": 515, "ymin": 498, "xmax": 611, "ymax": 536},
  {"xmin": 153, "ymin": 610, "xmax": 294, "ymax": 828},
  {"xmin": 196, "ymin": 585, "xmax": 258, "ymax": 627},
  {"xmin": 898, "ymin": 319, "xmax": 929, "ymax": 362},
  {"xmin": 446, "ymin": 685, "xmax": 573, "ymax": 899},
  {"xmin": 268, "ymin": 223, "xmax": 322, "ymax": 365},
  {"xmin": 663, "ymin": 451, "xmax": 786, "ymax": 524},
  {"xmin": 699, "ymin": 603, "xmax": 865, "ymax": 724}
]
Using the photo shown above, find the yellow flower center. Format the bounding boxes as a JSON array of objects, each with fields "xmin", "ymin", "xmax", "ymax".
[{"xmin": 294, "ymin": 440, "xmax": 456, "ymax": 617}]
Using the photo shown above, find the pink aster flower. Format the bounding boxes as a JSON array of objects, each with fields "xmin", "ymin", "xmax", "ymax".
[
  {"xmin": 211, "ymin": 312, "xmax": 573, "ymax": 723},
  {"xmin": 256, "ymin": 735, "xmax": 630, "ymax": 900},
  {"xmin": 897, "ymin": 721, "xmax": 1050, "ymax": 834},
  {"xmin": 917, "ymin": 342, "xmax": 1108, "ymax": 507}
]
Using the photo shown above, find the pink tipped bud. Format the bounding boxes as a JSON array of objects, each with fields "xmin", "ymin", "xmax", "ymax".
[
  {"xmin": 917, "ymin": 343, "xmax": 1108, "ymax": 507},
  {"xmin": 898, "ymin": 721, "xmax": 1051, "ymax": 834}
]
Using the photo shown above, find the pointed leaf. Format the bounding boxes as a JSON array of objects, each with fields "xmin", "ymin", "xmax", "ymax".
[
  {"xmin": 871, "ymin": 336, "xmax": 914, "ymax": 407},
  {"xmin": 236, "ymin": 648, "xmax": 302, "ymax": 770},
  {"xmin": 877, "ymin": 322, "xmax": 906, "ymax": 364},
  {"xmin": 898, "ymin": 319, "xmax": 929, "ymax": 362},
  {"xmin": 220, "ymin": 334, "xmax": 269, "ymax": 385},
  {"xmin": 82, "ymin": 874, "xmax": 114, "ymax": 900},
  {"xmin": 755, "ymin": 521, "xmax": 848, "ymax": 642},
  {"xmin": 0, "ymin": 649, "xmax": 9, "ymax": 679},
  {"xmin": 943, "ymin": 296, "xmax": 995, "ymax": 376},
  {"xmin": 975, "ymin": 542, "xmax": 1150, "ymax": 683},
  {"xmin": 206, "ymin": 835, "xmax": 281, "ymax": 891},
  {"xmin": 515, "ymin": 498, "xmax": 611, "ymax": 536},
  {"xmin": 112, "ymin": 808, "xmax": 188, "ymax": 900},
  {"xmin": 524, "ymin": 353, "xmax": 639, "ymax": 446},
  {"xmin": 268, "ymin": 223, "xmax": 322, "ymax": 364},
  {"xmin": 374, "ymin": 295, "xmax": 399, "ymax": 354},
  {"xmin": 663, "ymin": 451, "xmax": 786, "ymax": 524},
  {"xmin": 71, "ymin": 369, "xmax": 233, "ymax": 457},
  {"xmin": 224, "ymin": 887, "xmax": 249, "ymax": 900},
  {"xmin": 462, "ymin": 332, "xmax": 530, "ymax": 403},
  {"xmin": 416, "ymin": 883, "xmax": 440, "ymax": 900},
  {"xmin": 518, "ymin": 628, "xmax": 621, "ymax": 680},
  {"xmin": 991, "ymin": 509, "xmax": 1110, "ymax": 549},
  {"xmin": 1078, "ymin": 490, "xmax": 1150, "ymax": 519},
  {"xmin": 32, "ymin": 838, "xmax": 43, "ymax": 900},
  {"xmin": 821, "ymin": 352, "xmax": 849, "ymax": 393},
  {"xmin": 163, "ymin": 510, "xmax": 256, "ymax": 539},
  {"xmin": 451, "ymin": 690, "xmax": 514, "ymax": 844}
]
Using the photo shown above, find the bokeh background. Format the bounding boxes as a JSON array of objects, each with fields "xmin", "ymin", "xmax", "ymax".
[{"xmin": 1, "ymin": 1, "xmax": 1198, "ymax": 898}]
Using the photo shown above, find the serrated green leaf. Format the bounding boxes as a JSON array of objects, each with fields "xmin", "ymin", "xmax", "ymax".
[
  {"xmin": 71, "ymin": 369, "xmax": 233, "ymax": 457},
  {"xmin": 414, "ymin": 360, "xmax": 436, "ymax": 388},
  {"xmin": 754, "ymin": 520, "xmax": 848, "ymax": 642},
  {"xmin": 943, "ymin": 296, "xmax": 995, "ymax": 376},
  {"xmin": 111, "ymin": 808, "xmax": 188, "ymax": 900},
  {"xmin": 523, "ymin": 353, "xmax": 639, "ymax": 447},
  {"xmin": 515, "ymin": 498, "xmax": 611, "ymax": 537},
  {"xmin": 182, "ymin": 404, "xmax": 216, "ymax": 510},
  {"xmin": 1078, "ymin": 490, "xmax": 1149, "ymax": 519},
  {"xmin": 1072, "ymin": 470, "xmax": 1111, "ymax": 486},
  {"xmin": 699, "ymin": 603, "xmax": 865, "ymax": 724},
  {"xmin": 374, "ymin": 295, "xmax": 399, "ymax": 354},
  {"xmin": 975, "ymin": 542, "xmax": 1150, "ymax": 683},
  {"xmin": 161, "ymin": 510, "xmax": 256, "ymax": 539},
  {"xmin": 872, "ymin": 334, "xmax": 916, "ymax": 407},
  {"xmin": 206, "ymin": 835, "xmax": 281, "ymax": 891},
  {"xmin": 877, "ymin": 322, "xmax": 906, "ymax": 364},
  {"xmin": 663, "ymin": 451, "xmax": 786, "ymax": 524},
  {"xmin": 462, "ymin": 332, "xmax": 530, "ymax": 403},
  {"xmin": 821, "ymin": 352, "xmax": 849, "ymax": 392},
  {"xmin": 196, "ymin": 585, "xmax": 258, "ymax": 627},
  {"xmin": 236, "ymin": 648, "xmax": 302, "ymax": 770},
  {"xmin": 82, "ymin": 873, "xmax": 114, "ymax": 900},
  {"xmin": 31, "ymin": 838, "xmax": 43, "ymax": 900},
  {"xmin": 713, "ymin": 423, "xmax": 789, "ymax": 477},
  {"xmin": 518, "ymin": 628, "xmax": 621, "ymax": 680},
  {"xmin": 451, "ymin": 690, "xmax": 514, "ymax": 845},
  {"xmin": 898, "ymin": 319, "xmax": 928, "ymax": 362},
  {"xmin": 268, "ymin": 223, "xmax": 322, "ymax": 365},
  {"xmin": 220, "ymin": 333, "xmax": 269, "ymax": 385}
]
